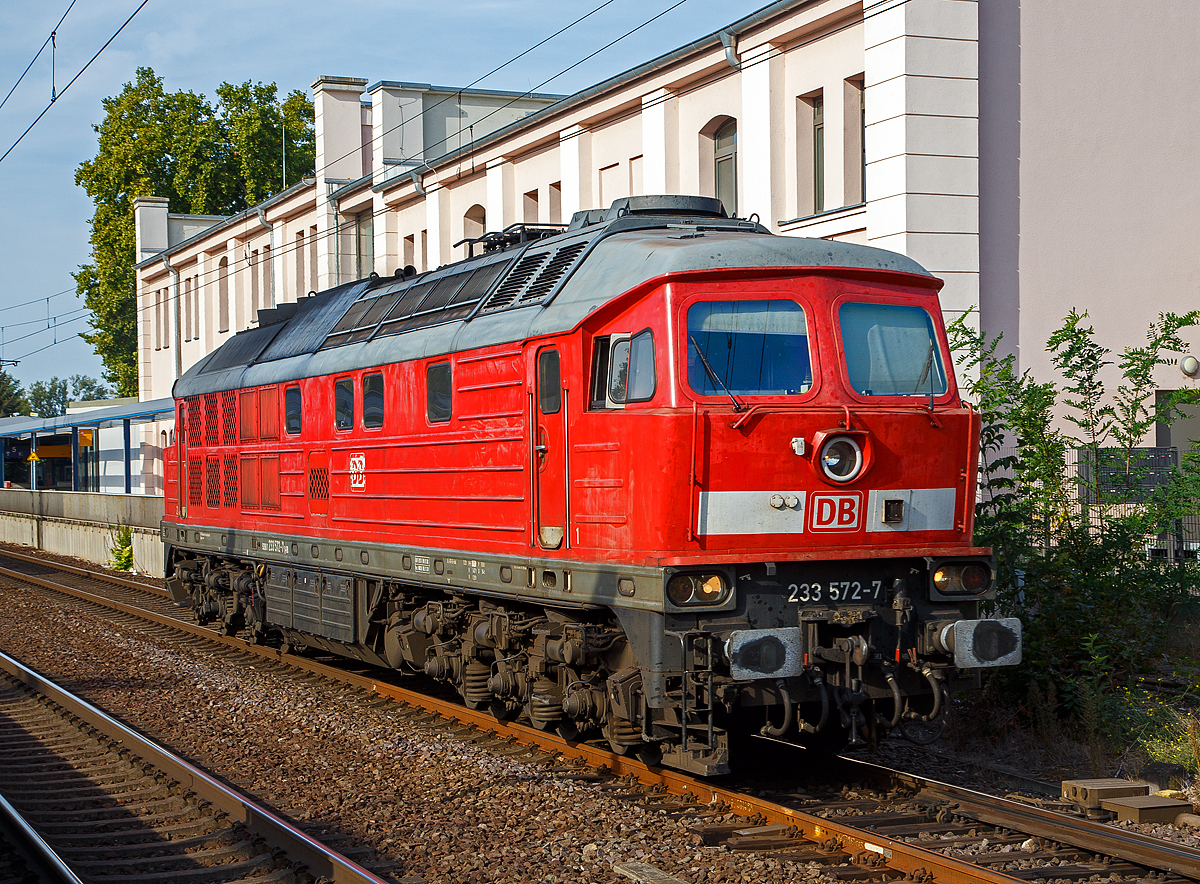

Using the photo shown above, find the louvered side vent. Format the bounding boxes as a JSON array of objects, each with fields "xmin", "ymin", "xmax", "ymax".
[
  {"xmin": 223, "ymin": 454, "xmax": 238, "ymax": 507},
  {"xmin": 186, "ymin": 396, "xmax": 203, "ymax": 446},
  {"xmin": 481, "ymin": 252, "xmax": 551, "ymax": 312},
  {"xmin": 188, "ymin": 456, "xmax": 203, "ymax": 506},
  {"xmin": 520, "ymin": 242, "xmax": 588, "ymax": 303},
  {"xmin": 309, "ymin": 466, "xmax": 330, "ymax": 501},
  {"xmin": 203, "ymin": 394, "xmax": 218, "ymax": 447},
  {"xmin": 220, "ymin": 390, "xmax": 237, "ymax": 445},
  {"xmin": 205, "ymin": 456, "xmax": 220, "ymax": 508}
]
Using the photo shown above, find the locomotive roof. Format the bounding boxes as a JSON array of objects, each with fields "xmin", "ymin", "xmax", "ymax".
[{"xmin": 174, "ymin": 197, "xmax": 934, "ymax": 398}]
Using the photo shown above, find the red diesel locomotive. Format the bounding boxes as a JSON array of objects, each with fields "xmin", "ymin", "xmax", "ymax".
[{"xmin": 164, "ymin": 195, "xmax": 1021, "ymax": 775}]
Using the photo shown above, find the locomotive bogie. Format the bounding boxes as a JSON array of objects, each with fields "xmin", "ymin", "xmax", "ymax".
[{"xmin": 163, "ymin": 197, "xmax": 1022, "ymax": 774}]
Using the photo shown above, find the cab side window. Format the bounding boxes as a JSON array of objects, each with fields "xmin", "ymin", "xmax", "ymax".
[
  {"xmin": 589, "ymin": 330, "xmax": 656, "ymax": 408},
  {"xmin": 334, "ymin": 378, "xmax": 354, "ymax": 430},
  {"xmin": 427, "ymin": 363, "xmax": 452, "ymax": 422}
]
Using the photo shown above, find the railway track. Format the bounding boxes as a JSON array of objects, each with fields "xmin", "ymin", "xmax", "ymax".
[
  {"xmin": 0, "ymin": 646, "xmax": 393, "ymax": 884},
  {"xmin": 0, "ymin": 547, "xmax": 1198, "ymax": 884}
]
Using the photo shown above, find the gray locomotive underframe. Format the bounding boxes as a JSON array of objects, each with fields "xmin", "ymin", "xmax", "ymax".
[{"xmin": 164, "ymin": 524, "xmax": 701, "ymax": 708}]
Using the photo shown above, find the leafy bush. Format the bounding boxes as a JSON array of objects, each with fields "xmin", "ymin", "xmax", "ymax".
[{"xmin": 948, "ymin": 310, "xmax": 1200, "ymax": 726}]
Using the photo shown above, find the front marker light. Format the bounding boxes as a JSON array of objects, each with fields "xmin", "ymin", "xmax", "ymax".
[
  {"xmin": 666, "ymin": 573, "xmax": 729, "ymax": 607},
  {"xmin": 929, "ymin": 560, "xmax": 994, "ymax": 596}
]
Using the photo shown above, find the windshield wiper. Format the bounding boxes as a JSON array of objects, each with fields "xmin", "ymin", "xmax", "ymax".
[{"xmin": 690, "ymin": 335, "xmax": 742, "ymax": 412}]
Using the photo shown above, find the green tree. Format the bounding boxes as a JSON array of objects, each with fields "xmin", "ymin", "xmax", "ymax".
[
  {"xmin": 74, "ymin": 68, "xmax": 314, "ymax": 397},
  {"xmin": 0, "ymin": 371, "xmax": 28, "ymax": 417},
  {"xmin": 27, "ymin": 378, "xmax": 69, "ymax": 418},
  {"xmin": 69, "ymin": 375, "xmax": 110, "ymax": 402}
]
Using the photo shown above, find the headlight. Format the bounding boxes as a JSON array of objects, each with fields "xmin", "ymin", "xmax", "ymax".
[
  {"xmin": 930, "ymin": 561, "xmax": 993, "ymax": 596},
  {"xmin": 819, "ymin": 435, "xmax": 863, "ymax": 483},
  {"xmin": 666, "ymin": 573, "xmax": 729, "ymax": 607}
]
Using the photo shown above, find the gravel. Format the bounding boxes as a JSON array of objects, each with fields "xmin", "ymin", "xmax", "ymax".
[{"xmin": 0, "ymin": 583, "xmax": 839, "ymax": 884}]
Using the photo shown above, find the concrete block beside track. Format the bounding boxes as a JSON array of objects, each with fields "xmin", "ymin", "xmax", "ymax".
[{"xmin": 0, "ymin": 490, "xmax": 164, "ymax": 577}]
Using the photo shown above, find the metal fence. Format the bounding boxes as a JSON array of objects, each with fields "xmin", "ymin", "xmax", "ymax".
[{"xmin": 978, "ymin": 445, "xmax": 1200, "ymax": 563}]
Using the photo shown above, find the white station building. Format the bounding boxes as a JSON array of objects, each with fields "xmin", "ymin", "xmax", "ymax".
[{"xmin": 132, "ymin": 0, "xmax": 1200, "ymax": 482}]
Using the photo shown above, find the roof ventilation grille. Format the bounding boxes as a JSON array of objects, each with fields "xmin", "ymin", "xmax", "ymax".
[
  {"xmin": 520, "ymin": 242, "xmax": 588, "ymax": 303},
  {"xmin": 481, "ymin": 252, "xmax": 551, "ymax": 312}
]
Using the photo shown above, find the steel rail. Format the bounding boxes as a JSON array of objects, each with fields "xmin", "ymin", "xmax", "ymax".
[
  {"xmin": 874, "ymin": 765, "xmax": 1200, "ymax": 880},
  {"xmin": 0, "ymin": 791, "xmax": 84, "ymax": 884},
  {"xmin": 0, "ymin": 648, "xmax": 392, "ymax": 884},
  {"xmin": 0, "ymin": 560, "xmax": 1023, "ymax": 884},
  {"xmin": 0, "ymin": 547, "xmax": 169, "ymax": 597}
]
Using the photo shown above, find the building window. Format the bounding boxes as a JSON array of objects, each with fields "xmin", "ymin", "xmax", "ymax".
[
  {"xmin": 334, "ymin": 378, "xmax": 354, "ymax": 431},
  {"xmin": 714, "ymin": 120, "xmax": 737, "ymax": 216},
  {"xmin": 812, "ymin": 94, "xmax": 825, "ymax": 213},
  {"xmin": 403, "ymin": 234, "xmax": 415, "ymax": 269},
  {"xmin": 250, "ymin": 249, "xmax": 260, "ymax": 314},
  {"xmin": 599, "ymin": 163, "xmax": 623, "ymax": 207},
  {"xmin": 262, "ymin": 244, "xmax": 272, "ymax": 308},
  {"xmin": 463, "ymin": 204, "xmax": 486, "ymax": 252},
  {"xmin": 843, "ymin": 78, "xmax": 866, "ymax": 206},
  {"xmin": 524, "ymin": 189, "xmax": 539, "ymax": 224},
  {"xmin": 218, "ymin": 256, "xmax": 229, "ymax": 332},
  {"xmin": 192, "ymin": 274, "xmax": 200, "ymax": 339},
  {"xmin": 308, "ymin": 225, "xmax": 318, "ymax": 294},
  {"xmin": 549, "ymin": 182, "xmax": 562, "ymax": 224},
  {"xmin": 363, "ymin": 372, "xmax": 384, "ymax": 428},
  {"xmin": 356, "ymin": 212, "xmax": 374, "ymax": 279},
  {"xmin": 295, "ymin": 229, "xmax": 306, "ymax": 295}
]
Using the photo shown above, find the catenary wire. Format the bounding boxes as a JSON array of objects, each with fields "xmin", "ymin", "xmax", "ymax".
[
  {"xmin": 0, "ymin": 0, "xmax": 152, "ymax": 167},
  {"xmin": 0, "ymin": 0, "xmax": 78, "ymax": 113}
]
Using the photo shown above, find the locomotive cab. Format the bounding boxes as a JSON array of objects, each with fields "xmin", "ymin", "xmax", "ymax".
[{"xmin": 163, "ymin": 195, "xmax": 1020, "ymax": 777}]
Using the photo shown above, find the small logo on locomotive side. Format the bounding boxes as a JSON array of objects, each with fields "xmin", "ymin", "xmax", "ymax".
[
  {"xmin": 349, "ymin": 452, "xmax": 366, "ymax": 490},
  {"xmin": 808, "ymin": 492, "xmax": 863, "ymax": 531}
]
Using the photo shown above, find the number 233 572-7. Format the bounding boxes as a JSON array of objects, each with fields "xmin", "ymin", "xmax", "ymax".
[{"xmin": 788, "ymin": 581, "xmax": 883, "ymax": 603}]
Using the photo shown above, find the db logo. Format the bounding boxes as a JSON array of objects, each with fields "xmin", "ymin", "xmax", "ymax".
[
  {"xmin": 349, "ymin": 453, "xmax": 366, "ymax": 491},
  {"xmin": 808, "ymin": 492, "xmax": 862, "ymax": 531}
]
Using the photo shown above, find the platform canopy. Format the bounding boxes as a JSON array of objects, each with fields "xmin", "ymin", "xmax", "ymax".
[
  {"xmin": 0, "ymin": 397, "xmax": 175, "ymax": 438},
  {"xmin": 0, "ymin": 397, "xmax": 175, "ymax": 494}
]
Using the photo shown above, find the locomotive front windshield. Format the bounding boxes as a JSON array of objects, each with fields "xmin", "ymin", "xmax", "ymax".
[
  {"xmin": 839, "ymin": 302, "xmax": 947, "ymax": 397},
  {"xmin": 687, "ymin": 300, "xmax": 812, "ymax": 396}
]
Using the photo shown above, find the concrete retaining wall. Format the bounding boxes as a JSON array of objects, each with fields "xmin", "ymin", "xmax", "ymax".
[{"xmin": 0, "ymin": 491, "xmax": 164, "ymax": 577}]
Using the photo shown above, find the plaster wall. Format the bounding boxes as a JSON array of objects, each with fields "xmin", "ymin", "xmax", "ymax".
[{"xmin": 1002, "ymin": 0, "xmax": 1200, "ymax": 403}]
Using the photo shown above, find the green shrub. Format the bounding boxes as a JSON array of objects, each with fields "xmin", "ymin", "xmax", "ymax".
[
  {"xmin": 109, "ymin": 524, "xmax": 134, "ymax": 571},
  {"xmin": 948, "ymin": 309, "xmax": 1200, "ymax": 742}
]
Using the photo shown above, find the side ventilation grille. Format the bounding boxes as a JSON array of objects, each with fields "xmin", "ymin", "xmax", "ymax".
[
  {"xmin": 222, "ymin": 454, "xmax": 238, "ymax": 507},
  {"xmin": 204, "ymin": 456, "xmax": 220, "ymax": 508},
  {"xmin": 309, "ymin": 466, "xmax": 330, "ymax": 501},
  {"xmin": 188, "ymin": 456, "xmax": 203, "ymax": 507},
  {"xmin": 220, "ymin": 390, "xmax": 237, "ymax": 445}
]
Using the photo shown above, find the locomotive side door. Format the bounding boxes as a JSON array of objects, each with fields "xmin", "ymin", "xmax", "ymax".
[{"xmin": 533, "ymin": 346, "xmax": 566, "ymax": 549}]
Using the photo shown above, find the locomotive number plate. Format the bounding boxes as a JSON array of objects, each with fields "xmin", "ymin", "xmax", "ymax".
[{"xmin": 787, "ymin": 580, "xmax": 884, "ymax": 604}]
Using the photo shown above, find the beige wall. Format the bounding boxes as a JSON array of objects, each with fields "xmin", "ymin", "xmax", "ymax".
[{"xmin": 980, "ymin": 0, "xmax": 1200, "ymax": 408}]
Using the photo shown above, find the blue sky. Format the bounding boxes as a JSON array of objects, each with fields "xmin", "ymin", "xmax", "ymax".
[{"xmin": 0, "ymin": 0, "xmax": 763, "ymax": 393}]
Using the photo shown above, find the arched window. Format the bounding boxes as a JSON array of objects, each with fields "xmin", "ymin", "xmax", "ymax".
[
  {"xmin": 464, "ymin": 204, "xmax": 486, "ymax": 243},
  {"xmin": 714, "ymin": 120, "xmax": 737, "ymax": 217},
  {"xmin": 217, "ymin": 256, "xmax": 229, "ymax": 333}
]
